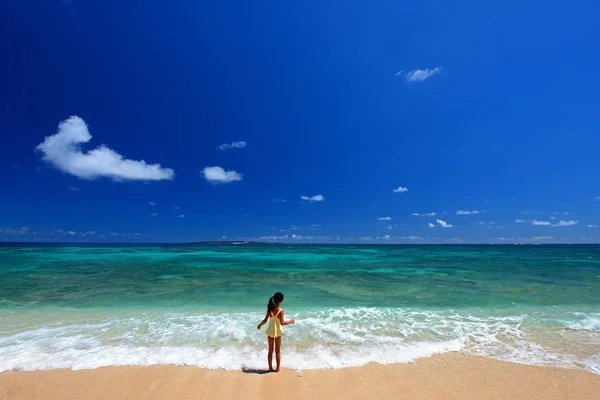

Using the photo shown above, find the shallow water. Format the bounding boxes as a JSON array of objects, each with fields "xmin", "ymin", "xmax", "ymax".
[{"xmin": 0, "ymin": 244, "xmax": 599, "ymax": 372}]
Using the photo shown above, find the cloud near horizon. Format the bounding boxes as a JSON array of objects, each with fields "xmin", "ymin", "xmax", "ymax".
[
  {"xmin": 218, "ymin": 141, "xmax": 247, "ymax": 150},
  {"xmin": 301, "ymin": 194, "xmax": 325, "ymax": 202},
  {"xmin": 202, "ymin": 166, "xmax": 243, "ymax": 184},
  {"xmin": 397, "ymin": 67, "xmax": 442, "ymax": 82},
  {"xmin": 531, "ymin": 236, "xmax": 553, "ymax": 241},
  {"xmin": 36, "ymin": 116, "xmax": 175, "ymax": 181}
]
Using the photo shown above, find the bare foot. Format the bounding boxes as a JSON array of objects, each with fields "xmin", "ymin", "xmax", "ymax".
[
  {"xmin": 269, "ymin": 368, "xmax": 276, "ymax": 373},
  {"xmin": 275, "ymin": 368, "xmax": 280, "ymax": 373}
]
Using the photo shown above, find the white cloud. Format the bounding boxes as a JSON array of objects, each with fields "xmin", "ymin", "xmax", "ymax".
[
  {"xmin": 83, "ymin": 231, "xmax": 96, "ymax": 236},
  {"xmin": 218, "ymin": 141, "xmax": 247, "ymax": 150},
  {"xmin": 436, "ymin": 219, "xmax": 453, "ymax": 228},
  {"xmin": 397, "ymin": 67, "xmax": 442, "ymax": 82},
  {"xmin": 531, "ymin": 236, "xmax": 553, "ymax": 241},
  {"xmin": 177, "ymin": 214, "xmax": 186, "ymax": 218},
  {"xmin": 68, "ymin": 187, "xmax": 79, "ymax": 192},
  {"xmin": 202, "ymin": 166, "xmax": 242, "ymax": 184},
  {"xmin": 587, "ymin": 224, "xmax": 598, "ymax": 228},
  {"xmin": 37, "ymin": 116, "xmax": 174, "ymax": 181},
  {"xmin": 273, "ymin": 198, "xmax": 287, "ymax": 203},
  {"xmin": 532, "ymin": 220, "xmax": 551, "ymax": 226},
  {"xmin": 550, "ymin": 216, "xmax": 556, "ymax": 220},
  {"xmin": 301, "ymin": 194, "xmax": 325, "ymax": 202},
  {"xmin": 456, "ymin": 210, "xmax": 481, "ymax": 215},
  {"xmin": 149, "ymin": 201, "xmax": 157, "ymax": 206},
  {"xmin": 412, "ymin": 212, "xmax": 436, "ymax": 217},
  {"xmin": 382, "ymin": 235, "xmax": 391, "ymax": 240},
  {"xmin": 377, "ymin": 216, "xmax": 392, "ymax": 221},
  {"xmin": 386, "ymin": 225, "xmax": 394, "ymax": 230},
  {"xmin": 393, "ymin": 186, "xmax": 409, "ymax": 193},
  {"xmin": 428, "ymin": 222, "xmax": 436, "ymax": 228},
  {"xmin": 359, "ymin": 236, "xmax": 374, "ymax": 241},
  {"xmin": 514, "ymin": 219, "xmax": 526, "ymax": 223},
  {"xmin": 552, "ymin": 220, "xmax": 579, "ymax": 227},
  {"xmin": 109, "ymin": 232, "xmax": 118, "ymax": 236},
  {"xmin": 402, "ymin": 236, "xmax": 422, "ymax": 241},
  {"xmin": 151, "ymin": 213, "xmax": 158, "ymax": 216}
]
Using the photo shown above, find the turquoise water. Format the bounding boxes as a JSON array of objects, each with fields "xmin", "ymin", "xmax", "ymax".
[{"xmin": 0, "ymin": 244, "xmax": 599, "ymax": 372}]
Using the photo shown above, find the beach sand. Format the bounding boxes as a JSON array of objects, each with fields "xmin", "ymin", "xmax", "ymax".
[{"xmin": 1, "ymin": 353, "xmax": 598, "ymax": 400}]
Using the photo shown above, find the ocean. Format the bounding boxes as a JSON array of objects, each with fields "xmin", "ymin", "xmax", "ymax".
[{"xmin": 0, "ymin": 244, "xmax": 599, "ymax": 373}]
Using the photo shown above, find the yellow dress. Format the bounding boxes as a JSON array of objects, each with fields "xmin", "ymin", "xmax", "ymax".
[{"xmin": 265, "ymin": 309, "xmax": 284, "ymax": 338}]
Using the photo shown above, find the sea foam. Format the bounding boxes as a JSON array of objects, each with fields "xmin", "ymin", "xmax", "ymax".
[{"xmin": 1, "ymin": 307, "xmax": 599, "ymax": 373}]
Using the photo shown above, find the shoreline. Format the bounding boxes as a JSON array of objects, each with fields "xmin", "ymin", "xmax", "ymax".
[{"xmin": 1, "ymin": 353, "xmax": 599, "ymax": 400}]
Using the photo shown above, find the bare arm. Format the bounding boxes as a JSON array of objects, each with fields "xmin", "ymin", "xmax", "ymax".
[
  {"xmin": 279, "ymin": 310, "xmax": 295, "ymax": 326},
  {"xmin": 257, "ymin": 311, "xmax": 269, "ymax": 330}
]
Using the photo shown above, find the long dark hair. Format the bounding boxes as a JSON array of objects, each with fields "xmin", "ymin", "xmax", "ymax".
[{"xmin": 267, "ymin": 292, "xmax": 284, "ymax": 312}]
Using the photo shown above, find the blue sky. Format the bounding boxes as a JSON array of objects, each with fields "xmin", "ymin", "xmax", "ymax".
[{"xmin": 1, "ymin": 0, "xmax": 600, "ymax": 243}]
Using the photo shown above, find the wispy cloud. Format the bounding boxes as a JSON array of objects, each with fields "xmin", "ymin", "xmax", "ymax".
[
  {"xmin": 301, "ymin": 194, "xmax": 325, "ymax": 202},
  {"xmin": 273, "ymin": 198, "xmax": 287, "ymax": 203},
  {"xmin": 532, "ymin": 220, "xmax": 552, "ymax": 226},
  {"xmin": 552, "ymin": 220, "xmax": 578, "ymax": 227},
  {"xmin": 428, "ymin": 222, "xmax": 436, "ymax": 228},
  {"xmin": 0, "ymin": 226, "xmax": 30, "ymax": 235},
  {"xmin": 392, "ymin": 186, "xmax": 409, "ymax": 193},
  {"xmin": 377, "ymin": 216, "xmax": 392, "ymax": 221},
  {"xmin": 173, "ymin": 206, "xmax": 180, "ymax": 210},
  {"xmin": 514, "ymin": 219, "xmax": 526, "ymax": 223},
  {"xmin": 596, "ymin": 196, "xmax": 600, "ymax": 200},
  {"xmin": 202, "ymin": 166, "xmax": 242, "ymax": 184},
  {"xmin": 68, "ymin": 187, "xmax": 79, "ymax": 192},
  {"xmin": 531, "ymin": 236, "xmax": 553, "ymax": 241},
  {"xmin": 82, "ymin": 231, "xmax": 96, "ymax": 236},
  {"xmin": 218, "ymin": 141, "xmax": 247, "ymax": 150},
  {"xmin": 37, "ymin": 116, "xmax": 174, "ymax": 181},
  {"xmin": 412, "ymin": 212, "xmax": 436, "ymax": 217},
  {"xmin": 149, "ymin": 201, "xmax": 157, "ymax": 206},
  {"xmin": 587, "ymin": 224, "xmax": 598, "ymax": 228},
  {"xmin": 177, "ymin": 214, "xmax": 186, "ymax": 218},
  {"xmin": 402, "ymin": 236, "xmax": 422, "ymax": 241},
  {"xmin": 151, "ymin": 213, "xmax": 158, "ymax": 217},
  {"xmin": 397, "ymin": 67, "xmax": 442, "ymax": 82},
  {"xmin": 437, "ymin": 219, "xmax": 453, "ymax": 228},
  {"xmin": 456, "ymin": 210, "xmax": 481, "ymax": 215},
  {"xmin": 386, "ymin": 224, "xmax": 397, "ymax": 230},
  {"xmin": 56, "ymin": 229, "xmax": 77, "ymax": 236}
]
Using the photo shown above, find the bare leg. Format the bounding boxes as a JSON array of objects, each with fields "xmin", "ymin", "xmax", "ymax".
[
  {"xmin": 267, "ymin": 336, "xmax": 275, "ymax": 372},
  {"xmin": 275, "ymin": 336, "xmax": 282, "ymax": 372}
]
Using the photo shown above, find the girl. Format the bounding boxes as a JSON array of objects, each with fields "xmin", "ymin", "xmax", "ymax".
[{"xmin": 257, "ymin": 292, "xmax": 295, "ymax": 372}]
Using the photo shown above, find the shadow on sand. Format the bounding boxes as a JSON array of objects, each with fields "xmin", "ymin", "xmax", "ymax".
[{"xmin": 241, "ymin": 368, "xmax": 272, "ymax": 375}]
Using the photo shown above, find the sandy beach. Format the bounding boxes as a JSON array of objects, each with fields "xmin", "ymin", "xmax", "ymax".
[{"xmin": 1, "ymin": 353, "xmax": 599, "ymax": 400}]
